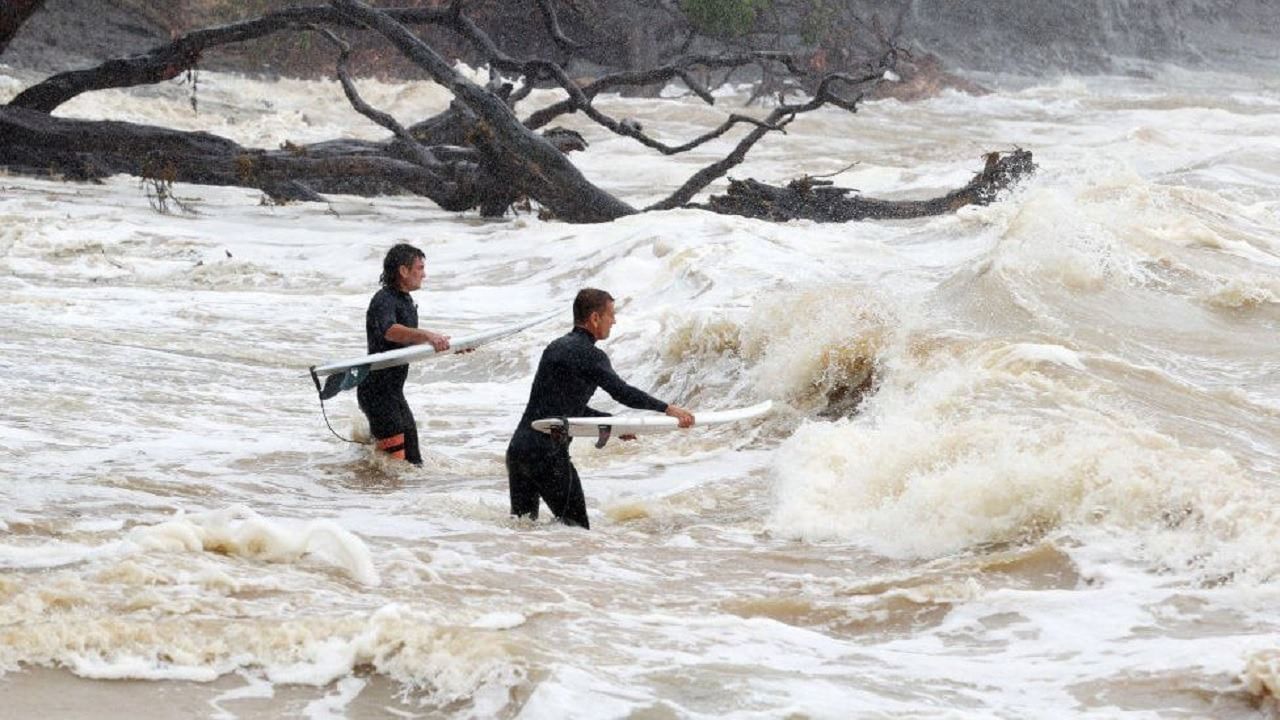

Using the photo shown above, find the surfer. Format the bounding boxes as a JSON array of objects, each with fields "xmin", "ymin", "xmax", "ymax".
[
  {"xmin": 358, "ymin": 243, "xmax": 451, "ymax": 465},
  {"xmin": 506, "ymin": 289, "xmax": 695, "ymax": 528}
]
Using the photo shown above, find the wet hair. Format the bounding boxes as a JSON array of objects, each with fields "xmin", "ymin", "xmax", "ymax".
[
  {"xmin": 379, "ymin": 243, "xmax": 425, "ymax": 288},
  {"xmin": 573, "ymin": 288, "xmax": 614, "ymax": 324}
]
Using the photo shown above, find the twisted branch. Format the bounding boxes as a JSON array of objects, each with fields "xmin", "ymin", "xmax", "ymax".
[
  {"xmin": 530, "ymin": 0, "xmax": 584, "ymax": 52},
  {"xmin": 650, "ymin": 64, "xmax": 892, "ymax": 211},
  {"xmin": 523, "ymin": 51, "xmax": 806, "ymax": 129},
  {"xmin": 329, "ymin": 0, "xmax": 634, "ymax": 223},
  {"xmin": 312, "ymin": 25, "xmax": 439, "ymax": 169}
]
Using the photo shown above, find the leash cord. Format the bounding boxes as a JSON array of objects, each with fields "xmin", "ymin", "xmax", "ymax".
[{"xmin": 319, "ymin": 396, "xmax": 369, "ymax": 445}]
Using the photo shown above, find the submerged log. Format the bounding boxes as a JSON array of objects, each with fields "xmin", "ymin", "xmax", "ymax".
[
  {"xmin": 0, "ymin": 103, "xmax": 586, "ymax": 213},
  {"xmin": 0, "ymin": 105, "xmax": 487, "ymax": 208},
  {"xmin": 702, "ymin": 150, "xmax": 1035, "ymax": 222}
]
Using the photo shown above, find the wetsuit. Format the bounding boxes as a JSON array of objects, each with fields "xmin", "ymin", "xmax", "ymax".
[
  {"xmin": 507, "ymin": 326, "xmax": 668, "ymax": 528},
  {"xmin": 357, "ymin": 286, "xmax": 422, "ymax": 465}
]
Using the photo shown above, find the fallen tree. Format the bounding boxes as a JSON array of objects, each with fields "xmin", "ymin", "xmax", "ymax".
[
  {"xmin": 0, "ymin": 104, "xmax": 486, "ymax": 207},
  {"xmin": 1, "ymin": 0, "xmax": 1034, "ymax": 223},
  {"xmin": 701, "ymin": 150, "xmax": 1037, "ymax": 222}
]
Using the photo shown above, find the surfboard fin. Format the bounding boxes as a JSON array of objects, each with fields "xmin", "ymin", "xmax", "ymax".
[
  {"xmin": 313, "ymin": 364, "xmax": 370, "ymax": 400},
  {"xmin": 594, "ymin": 424, "xmax": 612, "ymax": 449}
]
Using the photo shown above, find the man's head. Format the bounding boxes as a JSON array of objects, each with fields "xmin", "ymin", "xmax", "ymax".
[
  {"xmin": 573, "ymin": 288, "xmax": 615, "ymax": 341},
  {"xmin": 380, "ymin": 243, "xmax": 426, "ymax": 292}
]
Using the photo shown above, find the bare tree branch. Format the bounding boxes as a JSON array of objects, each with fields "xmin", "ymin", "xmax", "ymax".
[
  {"xmin": 676, "ymin": 68, "xmax": 715, "ymax": 104},
  {"xmin": 519, "ymin": 51, "xmax": 791, "ymax": 155},
  {"xmin": 649, "ymin": 64, "xmax": 891, "ymax": 211},
  {"xmin": 0, "ymin": 0, "xmax": 45, "ymax": 56},
  {"xmin": 7, "ymin": 6, "xmax": 471, "ymax": 113},
  {"xmin": 523, "ymin": 50, "xmax": 802, "ymax": 125},
  {"xmin": 647, "ymin": 115, "xmax": 790, "ymax": 211},
  {"xmin": 329, "ymin": 0, "xmax": 635, "ymax": 223},
  {"xmin": 311, "ymin": 25, "xmax": 439, "ymax": 169},
  {"xmin": 530, "ymin": 0, "xmax": 584, "ymax": 52},
  {"xmin": 6, "ymin": 3, "xmax": 573, "ymax": 114}
]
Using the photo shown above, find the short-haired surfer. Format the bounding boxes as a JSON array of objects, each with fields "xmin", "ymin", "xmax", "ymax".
[
  {"xmin": 506, "ymin": 288, "xmax": 694, "ymax": 528},
  {"xmin": 358, "ymin": 243, "xmax": 451, "ymax": 465}
]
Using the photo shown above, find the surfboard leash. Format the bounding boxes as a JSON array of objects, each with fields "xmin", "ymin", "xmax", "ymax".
[
  {"xmin": 318, "ymin": 395, "xmax": 368, "ymax": 445},
  {"xmin": 309, "ymin": 365, "xmax": 369, "ymax": 446}
]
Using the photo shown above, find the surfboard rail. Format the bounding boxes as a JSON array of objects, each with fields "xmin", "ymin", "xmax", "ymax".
[{"xmin": 532, "ymin": 400, "xmax": 773, "ymax": 448}]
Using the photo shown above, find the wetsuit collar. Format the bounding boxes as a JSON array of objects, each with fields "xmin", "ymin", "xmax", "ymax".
[{"xmin": 571, "ymin": 325, "xmax": 597, "ymax": 344}]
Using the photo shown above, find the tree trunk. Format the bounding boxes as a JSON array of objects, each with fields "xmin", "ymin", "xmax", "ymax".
[
  {"xmin": 0, "ymin": 105, "xmax": 490, "ymax": 208},
  {"xmin": 330, "ymin": 0, "xmax": 636, "ymax": 224}
]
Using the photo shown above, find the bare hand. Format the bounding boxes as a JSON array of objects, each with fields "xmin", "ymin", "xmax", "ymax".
[
  {"xmin": 426, "ymin": 332, "xmax": 450, "ymax": 352},
  {"xmin": 665, "ymin": 404, "xmax": 695, "ymax": 428}
]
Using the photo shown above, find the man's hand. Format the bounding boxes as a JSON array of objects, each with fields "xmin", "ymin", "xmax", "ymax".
[
  {"xmin": 665, "ymin": 404, "xmax": 695, "ymax": 428},
  {"xmin": 424, "ymin": 331, "xmax": 450, "ymax": 352}
]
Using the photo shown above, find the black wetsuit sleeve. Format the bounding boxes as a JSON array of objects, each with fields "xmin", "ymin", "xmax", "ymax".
[
  {"xmin": 589, "ymin": 351, "xmax": 668, "ymax": 413},
  {"xmin": 368, "ymin": 291, "xmax": 400, "ymax": 345},
  {"xmin": 582, "ymin": 406, "xmax": 610, "ymax": 418}
]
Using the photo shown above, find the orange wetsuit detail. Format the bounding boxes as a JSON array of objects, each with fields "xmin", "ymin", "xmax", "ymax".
[{"xmin": 376, "ymin": 433, "xmax": 406, "ymax": 460}]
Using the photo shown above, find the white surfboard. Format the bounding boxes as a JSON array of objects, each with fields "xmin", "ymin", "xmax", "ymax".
[
  {"xmin": 532, "ymin": 400, "xmax": 773, "ymax": 447},
  {"xmin": 310, "ymin": 310, "xmax": 559, "ymax": 399}
]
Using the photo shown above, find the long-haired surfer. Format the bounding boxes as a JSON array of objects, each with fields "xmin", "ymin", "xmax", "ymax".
[{"xmin": 358, "ymin": 243, "xmax": 451, "ymax": 465}]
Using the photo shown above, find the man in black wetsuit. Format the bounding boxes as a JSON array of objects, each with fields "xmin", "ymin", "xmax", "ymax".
[
  {"xmin": 506, "ymin": 288, "xmax": 695, "ymax": 528},
  {"xmin": 358, "ymin": 243, "xmax": 451, "ymax": 465}
]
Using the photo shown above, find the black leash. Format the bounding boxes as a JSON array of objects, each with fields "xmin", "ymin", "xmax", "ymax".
[
  {"xmin": 311, "ymin": 366, "xmax": 369, "ymax": 446},
  {"xmin": 318, "ymin": 395, "xmax": 368, "ymax": 445}
]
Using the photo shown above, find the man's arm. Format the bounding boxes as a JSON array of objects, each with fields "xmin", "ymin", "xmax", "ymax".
[
  {"xmin": 368, "ymin": 292, "xmax": 450, "ymax": 352},
  {"xmin": 590, "ymin": 352, "xmax": 694, "ymax": 427},
  {"xmin": 386, "ymin": 324, "xmax": 450, "ymax": 352}
]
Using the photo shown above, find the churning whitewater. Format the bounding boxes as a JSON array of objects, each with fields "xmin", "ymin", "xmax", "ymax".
[{"xmin": 1, "ymin": 62, "xmax": 1279, "ymax": 718}]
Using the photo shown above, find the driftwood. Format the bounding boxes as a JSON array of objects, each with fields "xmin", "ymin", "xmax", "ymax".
[{"xmin": 702, "ymin": 150, "xmax": 1036, "ymax": 222}]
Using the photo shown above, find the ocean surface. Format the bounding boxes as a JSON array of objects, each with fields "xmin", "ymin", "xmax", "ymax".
[{"xmin": 1, "ymin": 62, "xmax": 1278, "ymax": 718}]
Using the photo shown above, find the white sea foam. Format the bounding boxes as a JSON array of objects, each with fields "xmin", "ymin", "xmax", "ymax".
[{"xmin": 127, "ymin": 507, "xmax": 380, "ymax": 586}]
